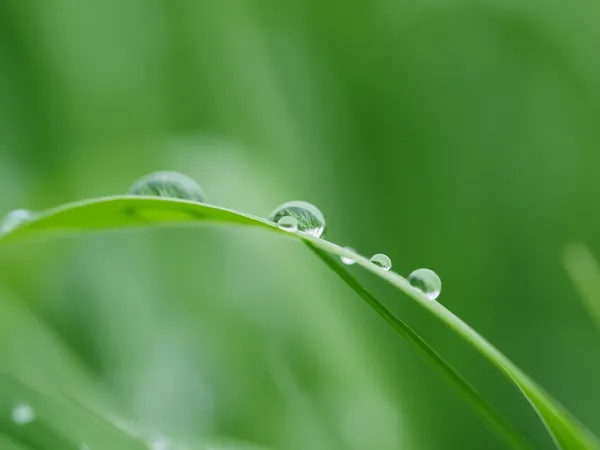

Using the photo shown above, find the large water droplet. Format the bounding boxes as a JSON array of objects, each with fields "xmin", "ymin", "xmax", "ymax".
[
  {"xmin": 268, "ymin": 201, "xmax": 326, "ymax": 237},
  {"xmin": 277, "ymin": 216, "xmax": 298, "ymax": 232},
  {"xmin": 1, "ymin": 209, "xmax": 34, "ymax": 233},
  {"xmin": 370, "ymin": 254, "xmax": 392, "ymax": 271},
  {"xmin": 129, "ymin": 171, "xmax": 206, "ymax": 202},
  {"xmin": 11, "ymin": 403, "xmax": 35, "ymax": 425},
  {"xmin": 341, "ymin": 247, "xmax": 357, "ymax": 265},
  {"xmin": 408, "ymin": 268, "xmax": 442, "ymax": 300}
]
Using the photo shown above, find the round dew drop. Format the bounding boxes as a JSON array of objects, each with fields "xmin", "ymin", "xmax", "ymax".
[
  {"xmin": 277, "ymin": 215, "xmax": 298, "ymax": 232},
  {"xmin": 11, "ymin": 403, "xmax": 35, "ymax": 425},
  {"xmin": 370, "ymin": 253, "xmax": 392, "ymax": 271},
  {"xmin": 408, "ymin": 268, "xmax": 442, "ymax": 300},
  {"xmin": 0, "ymin": 209, "xmax": 34, "ymax": 233},
  {"xmin": 340, "ymin": 247, "xmax": 357, "ymax": 265},
  {"xmin": 128, "ymin": 171, "xmax": 206, "ymax": 202},
  {"xmin": 268, "ymin": 201, "xmax": 326, "ymax": 238}
]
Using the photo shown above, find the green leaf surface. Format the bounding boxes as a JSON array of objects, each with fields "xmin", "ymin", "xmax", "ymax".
[{"xmin": 1, "ymin": 196, "xmax": 598, "ymax": 449}]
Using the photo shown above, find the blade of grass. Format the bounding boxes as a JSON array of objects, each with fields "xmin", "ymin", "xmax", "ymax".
[
  {"xmin": 305, "ymin": 242, "xmax": 532, "ymax": 449},
  {"xmin": 0, "ymin": 196, "xmax": 272, "ymax": 245},
  {"xmin": 304, "ymin": 235, "xmax": 600, "ymax": 450},
  {"xmin": 0, "ymin": 196, "xmax": 598, "ymax": 449},
  {"xmin": 563, "ymin": 243, "xmax": 600, "ymax": 332}
]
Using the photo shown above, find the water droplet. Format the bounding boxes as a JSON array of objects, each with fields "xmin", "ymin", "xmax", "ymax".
[
  {"xmin": 1, "ymin": 209, "xmax": 34, "ymax": 233},
  {"xmin": 408, "ymin": 268, "xmax": 442, "ymax": 300},
  {"xmin": 11, "ymin": 403, "xmax": 35, "ymax": 425},
  {"xmin": 129, "ymin": 171, "xmax": 206, "ymax": 202},
  {"xmin": 147, "ymin": 434, "xmax": 170, "ymax": 450},
  {"xmin": 80, "ymin": 444, "xmax": 91, "ymax": 450},
  {"xmin": 277, "ymin": 215, "xmax": 298, "ymax": 232},
  {"xmin": 341, "ymin": 247, "xmax": 357, "ymax": 265},
  {"xmin": 370, "ymin": 254, "xmax": 392, "ymax": 271},
  {"xmin": 268, "ymin": 201, "xmax": 326, "ymax": 238}
]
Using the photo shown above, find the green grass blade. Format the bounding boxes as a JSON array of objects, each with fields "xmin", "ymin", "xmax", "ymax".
[
  {"xmin": 563, "ymin": 243, "xmax": 600, "ymax": 332},
  {"xmin": 0, "ymin": 196, "xmax": 272, "ymax": 245},
  {"xmin": 305, "ymin": 238, "xmax": 600, "ymax": 450},
  {"xmin": 1, "ymin": 196, "xmax": 598, "ymax": 449},
  {"xmin": 305, "ymin": 242, "xmax": 532, "ymax": 449}
]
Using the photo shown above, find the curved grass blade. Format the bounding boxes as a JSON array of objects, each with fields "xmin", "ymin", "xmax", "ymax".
[
  {"xmin": 0, "ymin": 196, "xmax": 598, "ymax": 449},
  {"xmin": 305, "ymin": 243, "xmax": 532, "ymax": 449},
  {"xmin": 0, "ymin": 196, "xmax": 272, "ymax": 245},
  {"xmin": 305, "ymin": 237, "xmax": 600, "ymax": 450}
]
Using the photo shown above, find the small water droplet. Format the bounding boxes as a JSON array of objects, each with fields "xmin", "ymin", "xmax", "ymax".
[
  {"xmin": 341, "ymin": 247, "xmax": 357, "ymax": 265},
  {"xmin": 129, "ymin": 171, "xmax": 206, "ymax": 202},
  {"xmin": 277, "ymin": 215, "xmax": 298, "ymax": 232},
  {"xmin": 268, "ymin": 201, "xmax": 326, "ymax": 237},
  {"xmin": 80, "ymin": 443, "xmax": 91, "ymax": 450},
  {"xmin": 370, "ymin": 254, "xmax": 392, "ymax": 271},
  {"xmin": 1, "ymin": 209, "xmax": 34, "ymax": 233},
  {"xmin": 408, "ymin": 268, "xmax": 442, "ymax": 300},
  {"xmin": 147, "ymin": 434, "xmax": 170, "ymax": 450},
  {"xmin": 11, "ymin": 403, "xmax": 35, "ymax": 425}
]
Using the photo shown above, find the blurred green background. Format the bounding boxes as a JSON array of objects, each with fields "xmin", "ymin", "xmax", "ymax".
[{"xmin": 1, "ymin": 1, "xmax": 600, "ymax": 449}]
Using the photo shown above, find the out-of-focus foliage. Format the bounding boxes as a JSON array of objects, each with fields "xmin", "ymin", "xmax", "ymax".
[{"xmin": 1, "ymin": 1, "xmax": 600, "ymax": 448}]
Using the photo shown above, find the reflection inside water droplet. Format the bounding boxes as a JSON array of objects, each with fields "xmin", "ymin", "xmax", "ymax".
[
  {"xmin": 277, "ymin": 215, "xmax": 298, "ymax": 232},
  {"xmin": 129, "ymin": 171, "xmax": 206, "ymax": 202},
  {"xmin": 11, "ymin": 403, "xmax": 35, "ymax": 425},
  {"xmin": 268, "ymin": 201, "xmax": 326, "ymax": 237},
  {"xmin": 370, "ymin": 253, "xmax": 392, "ymax": 271}
]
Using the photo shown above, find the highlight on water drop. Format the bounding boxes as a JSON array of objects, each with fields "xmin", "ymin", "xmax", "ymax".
[
  {"xmin": 128, "ymin": 171, "xmax": 206, "ymax": 202},
  {"xmin": 340, "ymin": 247, "xmax": 357, "ymax": 265},
  {"xmin": 277, "ymin": 215, "xmax": 298, "ymax": 232},
  {"xmin": 268, "ymin": 201, "xmax": 326, "ymax": 238},
  {"xmin": 11, "ymin": 403, "xmax": 35, "ymax": 425},
  {"xmin": 146, "ymin": 432, "xmax": 171, "ymax": 450},
  {"xmin": 408, "ymin": 268, "xmax": 442, "ymax": 300},
  {"xmin": 370, "ymin": 253, "xmax": 392, "ymax": 271},
  {"xmin": 0, "ymin": 209, "xmax": 34, "ymax": 233}
]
